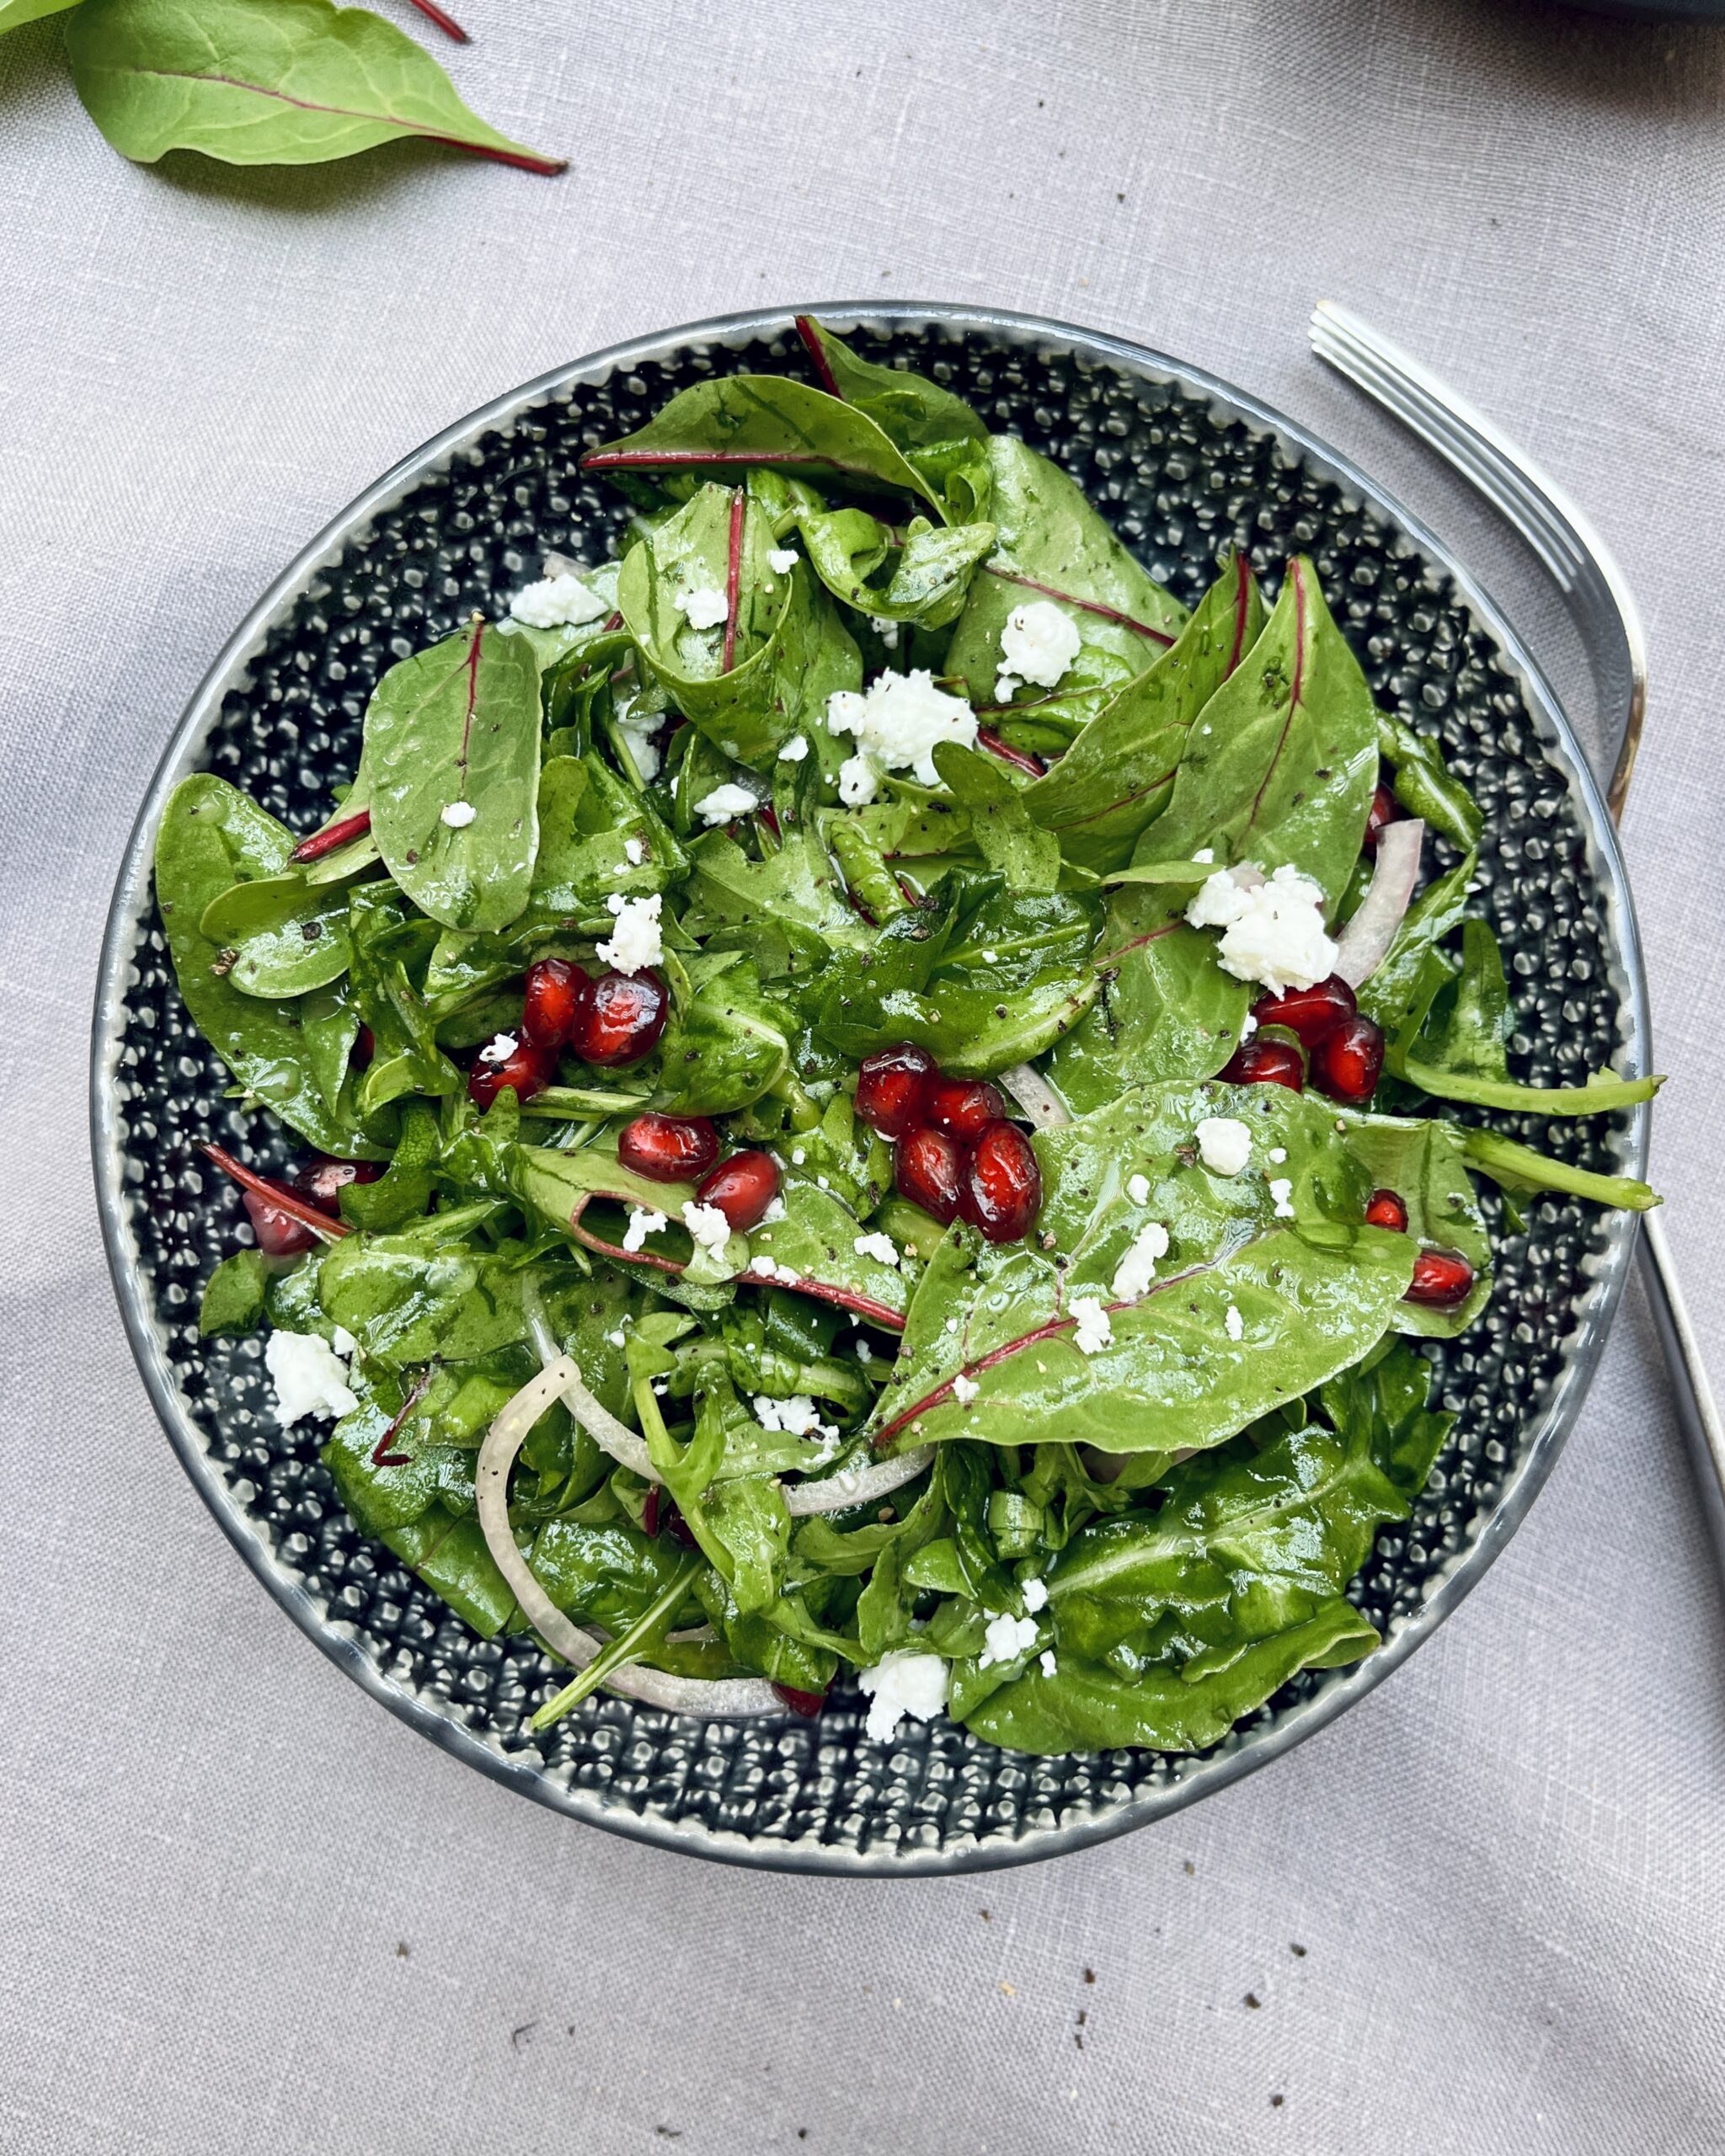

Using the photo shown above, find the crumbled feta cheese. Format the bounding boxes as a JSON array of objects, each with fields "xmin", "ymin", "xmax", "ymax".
[
  {"xmin": 826, "ymin": 668, "xmax": 977, "ymax": 785},
  {"xmin": 681, "ymin": 1200, "xmax": 734, "ymax": 1252},
  {"xmin": 857, "ymin": 1650, "xmax": 948, "ymax": 1742},
  {"xmin": 815, "ymin": 1175, "xmax": 830, "ymax": 1190},
  {"xmin": 1193, "ymin": 846, "xmax": 1215, "ymax": 864},
  {"xmin": 1000, "ymin": 599, "xmax": 1082, "ymax": 689},
  {"xmin": 979, "ymin": 1611, "xmax": 1041, "ymax": 1668},
  {"xmin": 329, "ymin": 1326, "xmax": 357, "ymax": 1357},
  {"xmin": 1195, "ymin": 1116, "xmax": 1253, "ymax": 1177},
  {"xmin": 1071, "ymin": 1296, "xmax": 1113, "ymax": 1354},
  {"xmin": 761, "ymin": 1197, "xmax": 787, "ymax": 1225},
  {"xmin": 749, "ymin": 1254, "xmax": 780, "ymax": 1278},
  {"xmin": 994, "ymin": 672, "xmax": 1022, "ymax": 703},
  {"xmin": 753, "ymin": 1394, "xmax": 828, "ymax": 1437},
  {"xmin": 623, "ymin": 836, "xmax": 645, "ymax": 867},
  {"xmin": 853, "ymin": 1230, "xmax": 900, "ymax": 1268},
  {"xmin": 1268, "ymin": 1146, "xmax": 1287, "ymax": 1164},
  {"xmin": 767, "ymin": 547, "xmax": 799, "ymax": 574},
  {"xmin": 837, "ymin": 754, "xmax": 880, "ymax": 807},
  {"xmin": 1126, "ymin": 1172, "xmax": 1151, "ymax": 1206},
  {"xmin": 1039, "ymin": 1648, "xmax": 1058, "ymax": 1678},
  {"xmin": 478, "ymin": 1031, "xmax": 519, "ymax": 1064},
  {"xmin": 440, "ymin": 800, "xmax": 476, "ymax": 829},
  {"xmin": 1240, "ymin": 1011, "xmax": 1259, "ymax": 1040},
  {"xmin": 510, "ymin": 568, "xmax": 608, "ymax": 630},
  {"xmin": 622, "ymin": 1207, "xmax": 668, "ymax": 1254},
  {"xmin": 677, "ymin": 585, "xmax": 729, "ymax": 630},
  {"xmin": 1186, "ymin": 863, "xmax": 1338, "ymax": 994},
  {"xmin": 1022, "ymin": 1576, "xmax": 1049, "ymax": 1614},
  {"xmin": 868, "ymin": 616, "xmax": 900, "ymax": 650},
  {"xmin": 790, "ymin": 1147, "xmax": 806, "ymax": 1166},
  {"xmin": 617, "ymin": 708, "xmax": 662, "ymax": 782},
  {"xmin": 855, "ymin": 1339, "xmax": 873, "ymax": 1364},
  {"xmin": 1224, "ymin": 1303, "xmax": 1245, "ymax": 1342},
  {"xmin": 1268, "ymin": 1177, "xmax": 1296, "ymax": 1219},
  {"xmin": 595, "ymin": 891, "xmax": 663, "ymax": 974},
  {"xmin": 694, "ymin": 782, "xmax": 759, "ymax": 825},
  {"xmin": 981, "ymin": 951, "xmax": 1000, "ymax": 964},
  {"xmin": 1111, "ymin": 1221, "xmax": 1171, "ymax": 1303},
  {"xmin": 952, "ymin": 1373, "xmax": 980, "ymax": 1406},
  {"xmin": 778, "ymin": 734, "xmax": 809, "ymax": 762},
  {"xmin": 264, "ymin": 1330, "xmax": 357, "ymax": 1428},
  {"xmin": 606, "ymin": 1329, "xmax": 626, "ymax": 1348}
]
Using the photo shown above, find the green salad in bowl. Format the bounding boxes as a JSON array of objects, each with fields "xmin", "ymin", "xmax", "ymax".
[{"xmin": 162, "ymin": 316, "xmax": 1659, "ymax": 1758}]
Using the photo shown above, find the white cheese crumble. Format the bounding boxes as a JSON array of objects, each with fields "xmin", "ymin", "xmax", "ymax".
[
  {"xmin": 826, "ymin": 668, "xmax": 978, "ymax": 785},
  {"xmin": 623, "ymin": 835, "xmax": 645, "ymax": 867},
  {"xmin": 1185, "ymin": 862, "xmax": 1338, "ymax": 993},
  {"xmin": 606, "ymin": 1329, "xmax": 626, "ymax": 1348},
  {"xmin": 681, "ymin": 1199, "xmax": 734, "ymax": 1252},
  {"xmin": 1071, "ymin": 1296, "xmax": 1113, "ymax": 1355},
  {"xmin": 952, "ymin": 1373, "xmax": 980, "ymax": 1406},
  {"xmin": 1039, "ymin": 1648, "xmax": 1058, "ymax": 1678},
  {"xmin": 778, "ymin": 733, "xmax": 809, "ymax": 762},
  {"xmin": 1240, "ymin": 1011, "xmax": 1259, "ymax": 1039},
  {"xmin": 1268, "ymin": 1177, "xmax": 1296, "ymax": 1219},
  {"xmin": 1022, "ymin": 1576, "xmax": 1049, "ymax": 1614},
  {"xmin": 760, "ymin": 1196, "xmax": 787, "ymax": 1225},
  {"xmin": 478, "ymin": 1031, "xmax": 519, "ymax": 1064},
  {"xmin": 790, "ymin": 1147, "xmax": 806, "ymax": 1166},
  {"xmin": 1193, "ymin": 846, "xmax": 1215, "ymax": 863},
  {"xmin": 868, "ymin": 616, "xmax": 900, "ymax": 649},
  {"xmin": 677, "ymin": 585, "xmax": 729, "ymax": 630},
  {"xmin": 617, "ymin": 708, "xmax": 662, "ymax": 782},
  {"xmin": 264, "ymin": 1330, "xmax": 357, "ymax": 1428},
  {"xmin": 330, "ymin": 1326, "xmax": 357, "ymax": 1358},
  {"xmin": 767, "ymin": 547, "xmax": 799, "ymax": 574},
  {"xmin": 857, "ymin": 1650, "xmax": 948, "ymax": 1742},
  {"xmin": 1111, "ymin": 1221, "xmax": 1171, "ymax": 1304},
  {"xmin": 510, "ymin": 568, "xmax": 608, "ymax": 630},
  {"xmin": 837, "ymin": 754, "xmax": 880, "ymax": 807},
  {"xmin": 1194, "ymin": 1116, "xmax": 1253, "ymax": 1177},
  {"xmin": 999, "ymin": 599, "xmax": 1082, "ymax": 689},
  {"xmin": 440, "ymin": 800, "xmax": 476, "ymax": 829},
  {"xmin": 693, "ymin": 782, "xmax": 759, "ymax": 825},
  {"xmin": 993, "ymin": 672, "xmax": 1022, "ymax": 702},
  {"xmin": 1126, "ymin": 1172, "xmax": 1151, "ymax": 1206},
  {"xmin": 622, "ymin": 1207, "xmax": 668, "ymax": 1253},
  {"xmin": 1224, "ymin": 1303, "xmax": 1245, "ymax": 1342},
  {"xmin": 752, "ymin": 1394, "xmax": 834, "ymax": 1438},
  {"xmin": 748, "ymin": 1253, "xmax": 799, "ymax": 1282},
  {"xmin": 979, "ymin": 1612, "xmax": 1040, "ymax": 1668},
  {"xmin": 853, "ymin": 1230, "xmax": 900, "ymax": 1269},
  {"xmin": 595, "ymin": 891, "xmax": 663, "ymax": 974},
  {"xmin": 1267, "ymin": 1146, "xmax": 1287, "ymax": 1164}
]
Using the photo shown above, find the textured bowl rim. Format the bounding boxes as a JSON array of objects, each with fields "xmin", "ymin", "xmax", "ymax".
[{"xmin": 91, "ymin": 301, "xmax": 1652, "ymax": 1875}]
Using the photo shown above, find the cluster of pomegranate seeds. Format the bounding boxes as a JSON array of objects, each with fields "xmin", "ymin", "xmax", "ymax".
[
  {"xmin": 618, "ymin": 1113, "xmax": 720, "ymax": 1183},
  {"xmin": 1360, "ymin": 1186, "xmax": 1476, "ymax": 1308},
  {"xmin": 1220, "ymin": 974, "xmax": 1386, "ymax": 1107},
  {"xmin": 242, "ymin": 1155, "xmax": 382, "ymax": 1256},
  {"xmin": 855, "ymin": 1043, "xmax": 1042, "ymax": 1243},
  {"xmin": 695, "ymin": 1149, "xmax": 781, "ymax": 1231},
  {"xmin": 467, "ymin": 957, "xmax": 670, "ymax": 1107}
]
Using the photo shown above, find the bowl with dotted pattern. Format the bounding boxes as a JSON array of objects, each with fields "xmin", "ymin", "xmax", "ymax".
[{"xmin": 91, "ymin": 305, "xmax": 1652, "ymax": 1873}]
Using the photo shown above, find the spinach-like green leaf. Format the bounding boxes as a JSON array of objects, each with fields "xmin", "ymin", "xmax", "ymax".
[
  {"xmin": 932, "ymin": 742, "xmax": 1060, "ymax": 894},
  {"xmin": 654, "ymin": 953, "xmax": 794, "ymax": 1116},
  {"xmin": 795, "ymin": 508, "xmax": 996, "ymax": 630},
  {"xmin": 1355, "ymin": 850, "xmax": 1476, "ymax": 1035},
  {"xmin": 67, "ymin": 0, "xmax": 563, "ymax": 172},
  {"xmin": 318, "ymin": 1227, "xmax": 581, "ymax": 1369},
  {"xmin": 743, "ymin": 1175, "xmax": 911, "ymax": 1327},
  {"xmin": 795, "ymin": 316, "xmax": 992, "ymax": 521},
  {"xmin": 1021, "ymin": 553, "xmax": 1263, "ymax": 873},
  {"xmin": 1377, "ymin": 710, "xmax": 1483, "ymax": 850},
  {"xmin": 869, "ymin": 1081, "xmax": 1416, "ymax": 1457},
  {"xmin": 200, "ymin": 1248, "xmax": 272, "ymax": 1336},
  {"xmin": 0, "ymin": 0, "xmax": 77, "ymax": 35},
  {"xmin": 1338, "ymin": 1111, "xmax": 1492, "ymax": 1337},
  {"xmin": 346, "ymin": 884, "xmax": 460, "ymax": 1116},
  {"xmin": 154, "ymin": 774, "xmax": 385, "ymax": 1156},
  {"xmin": 223, "ymin": 880, "xmax": 354, "ymax": 998},
  {"xmin": 683, "ymin": 823, "xmax": 872, "ymax": 970},
  {"xmin": 942, "ymin": 436, "xmax": 1188, "ymax": 701},
  {"xmin": 363, "ymin": 616, "xmax": 542, "ymax": 933}
]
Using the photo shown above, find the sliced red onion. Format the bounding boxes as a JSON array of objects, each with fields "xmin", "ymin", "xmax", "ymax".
[
  {"xmin": 782, "ymin": 1447, "xmax": 934, "ymax": 1517},
  {"xmin": 476, "ymin": 1360, "xmax": 781, "ymax": 1720},
  {"xmin": 1333, "ymin": 818, "xmax": 1424, "ymax": 987},
  {"xmin": 1000, "ymin": 1061, "xmax": 1071, "ymax": 1132},
  {"xmin": 527, "ymin": 1308, "xmax": 659, "ymax": 1481}
]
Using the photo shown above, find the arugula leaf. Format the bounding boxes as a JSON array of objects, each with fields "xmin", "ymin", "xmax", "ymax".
[
  {"xmin": 1458, "ymin": 1129, "xmax": 1659, "ymax": 1213},
  {"xmin": 683, "ymin": 823, "xmax": 872, "ymax": 970},
  {"xmin": 1377, "ymin": 710, "xmax": 1483, "ymax": 850},
  {"xmin": 154, "ymin": 774, "xmax": 386, "ymax": 1156},
  {"xmin": 654, "ymin": 953, "xmax": 794, "ymax": 1116},
  {"xmin": 795, "ymin": 316, "xmax": 993, "ymax": 521},
  {"xmin": 363, "ymin": 617, "xmax": 542, "ymax": 934},
  {"xmin": 346, "ymin": 884, "xmax": 460, "ymax": 1116},
  {"xmin": 67, "ymin": 0, "xmax": 563, "ymax": 172}
]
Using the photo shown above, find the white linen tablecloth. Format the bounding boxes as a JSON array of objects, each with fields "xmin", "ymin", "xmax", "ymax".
[{"xmin": 3, "ymin": 1, "xmax": 1722, "ymax": 2148}]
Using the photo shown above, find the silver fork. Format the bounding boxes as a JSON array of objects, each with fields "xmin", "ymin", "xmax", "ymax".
[{"xmin": 1310, "ymin": 299, "xmax": 1725, "ymax": 1572}]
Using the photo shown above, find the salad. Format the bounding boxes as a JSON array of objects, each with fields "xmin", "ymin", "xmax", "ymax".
[{"xmin": 162, "ymin": 317, "xmax": 1660, "ymax": 1758}]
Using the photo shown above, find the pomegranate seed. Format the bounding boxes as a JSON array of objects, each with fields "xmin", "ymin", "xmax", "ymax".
[
  {"xmin": 894, "ymin": 1126, "xmax": 964, "ymax": 1225},
  {"xmin": 1406, "ymin": 1248, "xmax": 1476, "ymax": 1309},
  {"xmin": 242, "ymin": 1188, "xmax": 319, "ymax": 1257},
  {"xmin": 854, "ymin": 1043, "xmax": 938, "ymax": 1138},
  {"xmin": 772, "ymin": 1684, "xmax": 826, "ymax": 1718},
  {"xmin": 291, "ymin": 1156, "xmax": 384, "ymax": 1216},
  {"xmin": 618, "ymin": 1113, "xmax": 720, "ymax": 1184},
  {"xmin": 1219, "ymin": 1038, "xmax": 1306, "ymax": 1091},
  {"xmin": 521, "ymin": 958, "xmax": 591, "ymax": 1049},
  {"xmin": 352, "ymin": 1025, "xmax": 376, "ymax": 1068},
  {"xmin": 1363, "ymin": 781, "xmax": 1399, "ymax": 855},
  {"xmin": 467, "ymin": 1035, "xmax": 556, "ymax": 1109},
  {"xmin": 959, "ymin": 1119, "xmax": 1042, "ymax": 1243},
  {"xmin": 1365, "ymin": 1187, "xmax": 1409, "ymax": 1233},
  {"xmin": 1250, "ymin": 974, "xmax": 1356, "ymax": 1049},
  {"xmin": 1310, "ymin": 1014, "xmax": 1386, "ymax": 1105},
  {"xmin": 927, "ymin": 1076, "xmax": 1005, "ymax": 1142},
  {"xmin": 695, "ymin": 1150, "xmax": 781, "ymax": 1232},
  {"xmin": 570, "ymin": 969, "xmax": 669, "ymax": 1067},
  {"xmin": 643, "ymin": 1486, "xmax": 698, "ymax": 1546}
]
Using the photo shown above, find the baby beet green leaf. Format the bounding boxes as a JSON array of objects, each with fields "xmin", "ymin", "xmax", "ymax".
[
  {"xmin": 793, "ymin": 317, "xmax": 993, "ymax": 523},
  {"xmin": 66, "ymin": 0, "xmax": 565, "ymax": 173},
  {"xmin": 364, "ymin": 616, "xmax": 542, "ymax": 935},
  {"xmin": 0, "ymin": 0, "xmax": 77, "ymax": 35}
]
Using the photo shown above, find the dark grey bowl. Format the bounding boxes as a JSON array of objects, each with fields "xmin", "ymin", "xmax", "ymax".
[{"xmin": 91, "ymin": 305, "xmax": 1651, "ymax": 1873}]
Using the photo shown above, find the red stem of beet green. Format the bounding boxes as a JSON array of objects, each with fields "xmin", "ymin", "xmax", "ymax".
[
  {"xmin": 793, "ymin": 315, "xmax": 842, "ymax": 398},
  {"xmin": 983, "ymin": 566, "xmax": 1177, "ymax": 648},
  {"xmin": 428, "ymin": 136, "xmax": 567, "ymax": 175},
  {"xmin": 406, "ymin": 0, "xmax": 469, "ymax": 39},
  {"xmin": 976, "ymin": 728, "xmax": 1046, "ymax": 777},
  {"xmin": 200, "ymin": 1143, "xmax": 350, "ymax": 1241},
  {"xmin": 371, "ymin": 1364, "xmax": 436, "ymax": 1468},
  {"xmin": 722, "ymin": 488, "xmax": 745, "ymax": 674},
  {"xmin": 289, "ymin": 808, "xmax": 371, "ymax": 864}
]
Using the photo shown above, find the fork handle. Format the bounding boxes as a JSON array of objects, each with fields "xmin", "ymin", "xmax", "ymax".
[{"xmin": 1637, "ymin": 1214, "xmax": 1725, "ymax": 1568}]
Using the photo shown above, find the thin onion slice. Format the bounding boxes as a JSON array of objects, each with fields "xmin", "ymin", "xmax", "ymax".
[
  {"xmin": 476, "ymin": 1360, "xmax": 782, "ymax": 1720},
  {"xmin": 1000, "ymin": 1061, "xmax": 1071, "ymax": 1132},
  {"xmin": 528, "ymin": 1309, "xmax": 659, "ymax": 1481},
  {"xmin": 782, "ymin": 1446, "xmax": 935, "ymax": 1517},
  {"xmin": 1334, "ymin": 818, "xmax": 1424, "ymax": 988}
]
